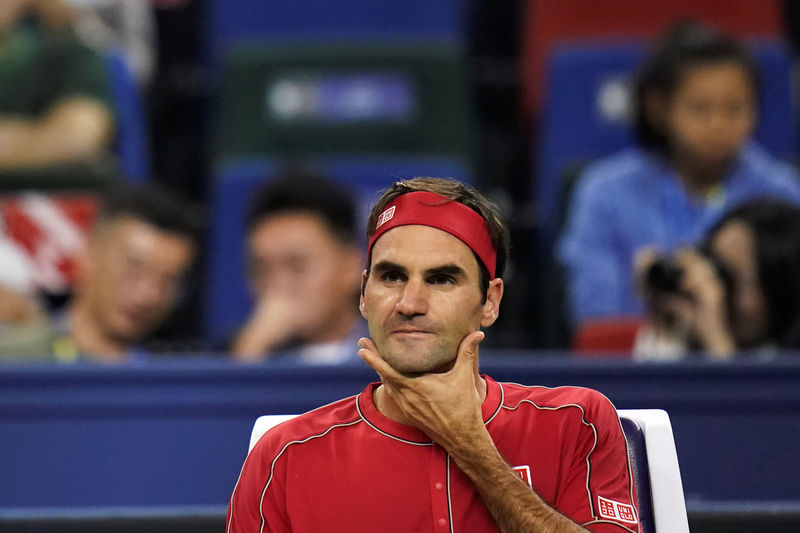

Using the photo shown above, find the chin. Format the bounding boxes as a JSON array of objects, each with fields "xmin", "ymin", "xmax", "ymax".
[
  {"xmin": 110, "ymin": 321, "xmax": 150, "ymax": 345},
  {"xmin": 698, "ymin": 152, "xmax": 736, "ymax": 170},
  {"xmin": 381, "ymin": 346, "xmax": 455, "ymax": 375}
]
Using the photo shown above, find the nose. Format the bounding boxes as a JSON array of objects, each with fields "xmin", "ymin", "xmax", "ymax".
[
  {"xmin": 395, "ymin": 277, "xmax": 428, "ymax": 317},
  {"xmin": 263, "ymin": 269, "xmax": 294, "ymax": 296},
  {"xmin": 131, "ymin": 278, "xmax": 162, "ymax": 307}
]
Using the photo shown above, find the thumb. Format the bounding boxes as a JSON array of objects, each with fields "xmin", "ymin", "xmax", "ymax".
[{"xmin": 454, "ymin": 330, "xmax": 485, "ymax": 375}]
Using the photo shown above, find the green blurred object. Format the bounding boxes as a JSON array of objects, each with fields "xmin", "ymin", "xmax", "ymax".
[
  {"xmin": 0, "ymin": 159, "xmax": 122, "ymax": 192},
  {"xmin": 214, "ymin": 41, "xmax": 472, "ymax": 164}
]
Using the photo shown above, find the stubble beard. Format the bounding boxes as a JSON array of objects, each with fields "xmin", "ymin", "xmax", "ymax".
[{"xmin": 377, "ymin": 335, "xmax": 457, "ymax": 375}]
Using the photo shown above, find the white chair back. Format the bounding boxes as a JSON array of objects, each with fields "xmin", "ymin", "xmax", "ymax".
[{"xmin": 617, "ymin": 409, "xmax": 690, "ymax": 533}]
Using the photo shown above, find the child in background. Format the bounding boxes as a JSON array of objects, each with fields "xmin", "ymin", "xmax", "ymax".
[{"xmin": 558, "ymin": 21, "xmax": 800, "ymax": 330}]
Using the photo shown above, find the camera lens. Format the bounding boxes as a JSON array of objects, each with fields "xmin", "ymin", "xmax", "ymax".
[{"xmin": 645, "ymin": 257, "xmax": 684, "ymax": 293}]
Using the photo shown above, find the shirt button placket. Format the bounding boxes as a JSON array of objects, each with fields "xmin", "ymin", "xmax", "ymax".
[{"xmin": 429, "ymin": 445, "xmax": 450, "ymax": 531}]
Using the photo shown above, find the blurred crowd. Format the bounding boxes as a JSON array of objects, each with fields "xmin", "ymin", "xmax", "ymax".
[{"xmin": 0, "ymin": 0, "xmax": 799, "ymax": 363}]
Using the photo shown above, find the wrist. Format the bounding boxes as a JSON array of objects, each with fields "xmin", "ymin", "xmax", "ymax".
[
  {"xmin": 696, "ymin": 319, "xmax": 736, "ymax": 359},
  {"xmin": 232, "ymin": 320, "xmax": 287, "ymax": 357},
  {"xmin": 444, "ymin": 427, "xmax": 501, "ymax": 474}
]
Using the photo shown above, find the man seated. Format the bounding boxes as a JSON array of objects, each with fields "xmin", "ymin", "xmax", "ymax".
[
  {"xmin": 231, "ymin": 169, "xmax": 365, "ymax": 363},
  {"xmin": 51, "ymin": 184, "xmax": 200, "ymax": 362},
  {"xmin": 0, "ymin": 0, "xmax": 114, "ymax": 170},
  {"xmin": 227, "ymin": 178, "xmax": 639, "ymax": 532}
]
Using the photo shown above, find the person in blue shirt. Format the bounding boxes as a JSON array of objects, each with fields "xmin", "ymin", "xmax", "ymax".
[{"xmin": 558, "ymin": 21, "xmax": 800, "ymax": 328}]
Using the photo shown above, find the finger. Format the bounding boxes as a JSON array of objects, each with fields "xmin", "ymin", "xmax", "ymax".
[
  {"xmin": 357, "ymin": 336, "xmax": 376, "ymax": 351},
  {"xmin": 357, "ymin": 337, "xmax": 403, "ymax": 382},
  {"xmin": 633, "ymin": 245, "xmax": 661, "ymax": 276},
  {"xmin": 674, "ymin": 248, "xmax": 709, "ymax": 271}
]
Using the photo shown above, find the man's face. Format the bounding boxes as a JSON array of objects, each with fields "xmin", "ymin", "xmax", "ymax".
[
  {"xmin": 360, "ymin": 225, "xmax": 502, "ymax": 374},
  {"xmin": 80, "ymin": 217, "xmax": 195, "ymax": 344},
  {"xmin": 247, "ymin": 212, "xmax": 362, "ymax": 342}
]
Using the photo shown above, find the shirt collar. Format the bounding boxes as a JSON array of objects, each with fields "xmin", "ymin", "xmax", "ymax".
[{"xmin": 356, "ymin": 374, "xmax": 503, "ymax": 444}]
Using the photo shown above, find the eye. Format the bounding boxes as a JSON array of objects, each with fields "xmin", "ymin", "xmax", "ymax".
[
  {"xmin": 381, "ymin": 271, "xmax": 406, "ymax": 283},
  {"xmin": 726, "ymin": 101, "xmax": 748, "ymax": 118},
  {"xmin": 428, "ymin": 274, "xmax": 456, "ymax": 286},
  {"xmin": 685, "ymin": 100, "xmax": 710, "ymax": 117}
]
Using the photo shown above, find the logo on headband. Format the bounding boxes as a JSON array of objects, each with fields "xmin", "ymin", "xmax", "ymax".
[{"xmin": 375, "ymin": 206, "xmax": 396, "ymax": 230}]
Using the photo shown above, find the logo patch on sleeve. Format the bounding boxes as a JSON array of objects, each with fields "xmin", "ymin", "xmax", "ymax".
[
  {"xmin": 597, "ymin": 496, "xmax": 638, "ymax": 524},
  {"xmin": 375, "ymin": 206, "xmax": 396, "ymax": 229},
  {"xmin": 511, "ymin": 465, "xmax": 532, "ymax": 489}
]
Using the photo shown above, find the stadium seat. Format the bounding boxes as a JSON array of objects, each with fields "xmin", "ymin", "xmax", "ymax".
[
  {"xmin": 248, "ymin": 409, "xmax": 690, "ymax": 533},
  {"xmin": 205, "ymin": 157, "xmax": 472, "ymax": 346},
  {"xmin": 534, "ymin": 40, "xmax": 797, "ymax": 242},
  {"xmin": 207, "ymin": 0, "xmax": 466, "ymax": 63},
  {"xmin": 105, "ymin": 50, "xmax": 150, "ymax": 182},
  {"xmin": 572, "ymin": 318, "xmax": 644, "ymax": 356},
  {"xmin": 618, "ymin": 409, "xmax": 690, "ymax": 533},
  {"xmin": 521, "ymin": 0, "xmax": 782, "ymax": 118},
  {"xmin": 106, "ymin": 50, "xmax": 150, "ymax": 182}
]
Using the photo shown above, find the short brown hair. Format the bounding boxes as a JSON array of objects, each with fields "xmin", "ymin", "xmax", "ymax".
[{"xmin": 366, "ymin": 178, "xmax": 510, "ymax": 298}]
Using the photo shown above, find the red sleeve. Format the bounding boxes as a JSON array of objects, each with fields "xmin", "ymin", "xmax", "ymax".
[
  {"xmin": 226, "ymin": 436, "xmax": 292, "ymax": 533},
  {"xmin": 556, "ymin": 390, "xmax": 639, "ymax": 533}
]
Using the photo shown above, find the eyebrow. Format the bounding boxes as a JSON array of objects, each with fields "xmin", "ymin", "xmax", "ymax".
[
  {"xmin": 372, "ymin": 261, "xmax": 467, "ymax": 279},
  {"xmin": 425, "ymin": 264, "xmax": 467, "ymax": 279},
  {"xmin": 372, "ymin": 261, "xmax": 406, "ymax": 276}
]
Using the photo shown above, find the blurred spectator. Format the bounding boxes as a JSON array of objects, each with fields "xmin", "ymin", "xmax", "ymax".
[
  {"xmin": 634, "ymin": 198, "xmax": 800, "ymax": 360},
  {"xmin": 0, "ymin": 284, "xmax": 51, "ymax": 358},
  {"xmin": 65, "ymin": 0, "xmax": 156, "ymax": 87},
  {"xmin": 558, "ymin": 21, "xmax": 800, "ymax": 329},
  {"xmin": 231, "ymin": 170, "xmax": 365, "ymax": 363},
  {"xmin": 0, "ymin": 0, "xmax": 114, "ymax": 170},
  {"xmin": 51, "ymin": 184, "xmax": 201, "ymax": 362},
  {"xmin": 0, "ymin": 236, "xmax": 51, "ymax": 358}
]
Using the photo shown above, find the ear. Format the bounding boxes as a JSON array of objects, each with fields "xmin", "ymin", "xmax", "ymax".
[
  {"xmin": 359, "ymin": 269, "xmax": 368, "ymax": 319},
  {"xmin": 479, "ymin": 278, "xmax": 503, "ymax": 328}
]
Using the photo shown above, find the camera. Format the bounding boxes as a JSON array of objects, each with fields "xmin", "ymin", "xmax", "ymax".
[
  {"xmin": 644, "ymin": 256, "xmax": 685, "ymax": 293},
  {"xmin": 643, "ymin": 248, "xmax": 734, "ymax": 297}
]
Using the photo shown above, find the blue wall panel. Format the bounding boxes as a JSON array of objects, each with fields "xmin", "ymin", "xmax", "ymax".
[{"xmin": 1, "ymin": 357, "xmax": 799, "ymax": 512}]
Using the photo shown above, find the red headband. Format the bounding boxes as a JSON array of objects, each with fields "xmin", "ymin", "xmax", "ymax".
[{"xmin": 367, "ymin": 191, "xmax": 497, "ymax": 278}]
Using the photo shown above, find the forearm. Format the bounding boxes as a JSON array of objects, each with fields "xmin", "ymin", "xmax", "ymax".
[
  {"xmin": 448, "ymin": 433, "xmax": 588, "ymax": 533},
  {"xmin": 0, "ymin": 99, "xmax": 113, "ymax": 169}
]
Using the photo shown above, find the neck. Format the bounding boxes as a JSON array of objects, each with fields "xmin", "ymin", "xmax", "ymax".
[
  {"xmin": 373, "ymin": 372, "xmax": 488, "ymax": 427},
  {"xmin": 672, "ymin": 155, "xmax": 730, "ymax": 198},
  {"xmin": 68, "ymin": 303, "xmax": 129, "ymax": 362}
]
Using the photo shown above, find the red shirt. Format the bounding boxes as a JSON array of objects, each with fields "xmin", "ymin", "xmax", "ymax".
[{"xmin": 227, "ymin": 376, "xmax": 639, "ymax": 533}]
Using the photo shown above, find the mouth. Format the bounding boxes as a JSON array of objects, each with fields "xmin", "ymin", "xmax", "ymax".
[
  {"xmin": 118, "ymin": 308, "xmax": 152, "ymax": 330},
  {"xmin": 390, "ymin": 329, "xmax": 432, "ymax": 338}
]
